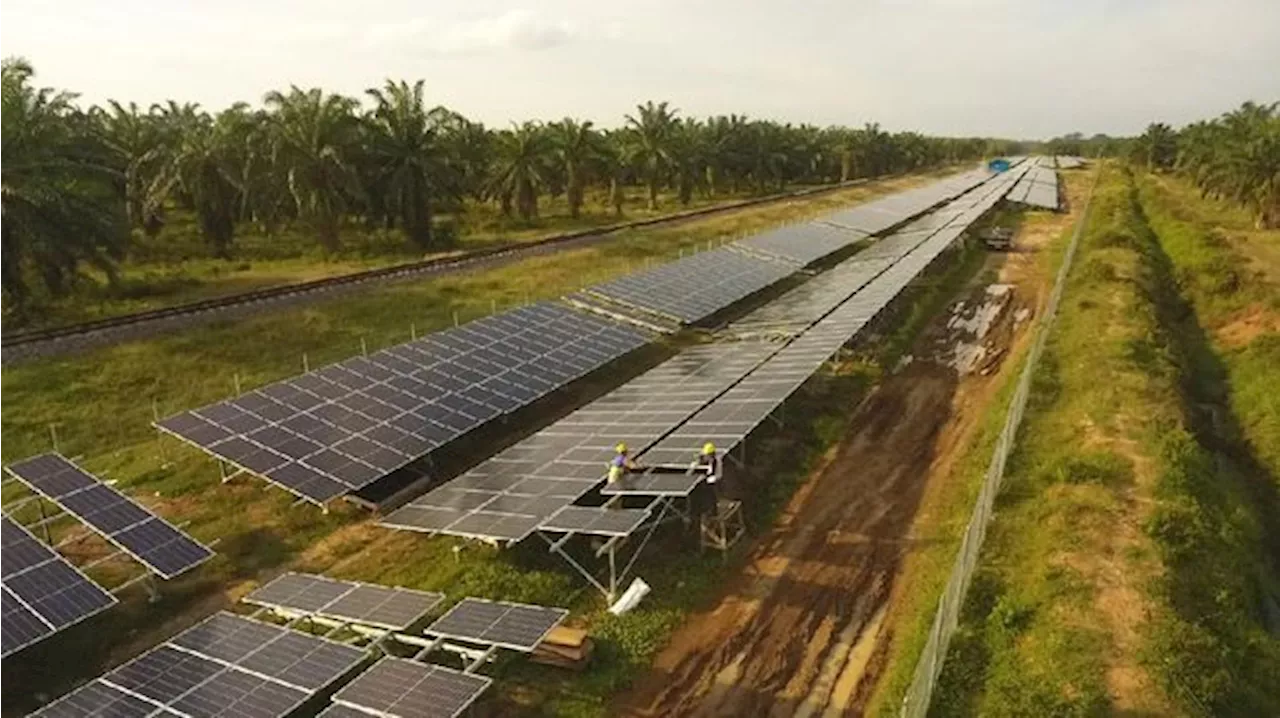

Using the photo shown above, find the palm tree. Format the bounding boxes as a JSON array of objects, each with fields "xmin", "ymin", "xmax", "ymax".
[
  {"xmin": 669, "ymin": 119, "xmax": 706, "ymax": 205},
  {"xmin": 93, "ymin": 100, "xmax": 169, "ymax": 237},
  {"xmin": 169, "ymin": 108, "xmax": 244, "ymax": 257},
  {"xmin": 488, "ymin": 122, "xmax": 550, "ymax": 220},
  {"xmin": 365, "ymin": 79, "xmax": 452, "ymax": 248},
  {"xmin": 703, "ymin": 115, "xmax": 747, "ymax": 196},
  {"xmin": 1133, "ymin": 122, "xmax": 1178, "ymax": 170},
  {"xmin": 548, "ymin": 118, "xmax": 601, "ymax": 219},
  {"xmin": 264, "ymin": 86, "xmax": 360, "ymax": 251},
  {"xmin": 626, "ymin": 101, "xmax": 679, "ymax": 209},
  {"xmin": 1, "ymin": 58, "xmax": 128, "ymax": 308}
]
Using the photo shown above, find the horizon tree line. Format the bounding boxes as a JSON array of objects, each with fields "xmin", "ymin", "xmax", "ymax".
[{"xmin": 1, "ymin": 58, "xmax": 1019, "ymax": 310}]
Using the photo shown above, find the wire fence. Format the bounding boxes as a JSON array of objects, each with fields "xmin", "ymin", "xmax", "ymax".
[{"xmin": 899, "ymin": 167, "xmax": 1102, "ymax": 718}]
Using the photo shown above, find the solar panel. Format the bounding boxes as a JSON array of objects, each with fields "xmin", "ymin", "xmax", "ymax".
[
  {"xmin": 318, "ymin": 704, "xmax": 378, "ymax": 718},
  {"xmin": 33, "ymin": 611, "xmax": 367, "ymax": 718},
  {"xmin": 425, "ymin": 597, "xmax": 568, "ymax": 652},
  {"xmin": 1, "ymin": 515, "xmax": 116, "ymax": 658},
  {"xmin": 26, "ymin": 678, "xmax": 159, "ymax": 718},
  {"xmin": 580, "ymin": 248, "xmax": 795, "ymax": 324},
  {"xmin": 599, "ymin": 471, "xmax": 705, "ymax": 497},
  {"xmin": 539, "ymin": 506, "xmax": 651, "ymax": 536},
  {"xmin": 332, "ymin": 657, "xmax": 491, "ymax": 718},
  {"xmin": 244, "ymin": 572, "xmax": 443, "ymax": 630},
  {"xmin": 643, "ymin": 175, "xmax": 1003, "ymax": 464},
  {"xmin": 727, "ymin": 252, "xmax": 897, "ymax": 338},
  {"xmin": 734, "ymin": 222, "xmax": 868, "ymax": 266},
  {"xmin": 381, "ymin": 342, "xmax": 781, "ymax": 541},
  {"xmin": 156, "ymin": 303, "xmax": 649, "ymax": 505},
  {"xmin": 6, "ymin": 453, "xmax": 214, "ymax": 580}
]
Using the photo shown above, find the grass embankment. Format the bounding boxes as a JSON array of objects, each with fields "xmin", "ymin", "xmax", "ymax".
[
  {"xmin": 0, "ymin": 169, "xmax": 945, "ymax": 715},
  {"xmin": 917, "ymin": 167, "xmax": 1280, "ymax": 716},
  {"xmin": 18, "ymin": 181, "xmax": 848, "ymax": 330},
  {"xmin": 864, "ymin": 170, "xmax": 1089, "ymax": 718}
]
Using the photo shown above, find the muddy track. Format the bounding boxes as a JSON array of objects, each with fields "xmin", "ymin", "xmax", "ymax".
[{"xmin": 619, "ymin": 363, "xmax": 959, "ymax": 717}]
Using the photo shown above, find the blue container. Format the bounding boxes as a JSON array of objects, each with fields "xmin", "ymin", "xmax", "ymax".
[{"xmin": 988, "ymin": 158, "xmax": 1011, "ymax": 172}]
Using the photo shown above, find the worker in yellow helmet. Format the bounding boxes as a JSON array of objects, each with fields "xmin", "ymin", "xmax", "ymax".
[
  {"xmin": 689, "ymin": 442, "xmax": 722, "ymax": 518},
  {"xmin": 690, "ymin": 442, "xmax": 721, "ymax": 484},
  {"xmin": 607, "ymin": 442, "xmax": 641, "ymax": 484}
]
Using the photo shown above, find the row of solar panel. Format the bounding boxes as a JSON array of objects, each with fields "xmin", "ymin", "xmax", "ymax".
[
  {"xmin": 31, "ymin": 611, "xmax": 368, "ymax": 718},
  {"xmin": 157, "ymin": 303, "xmax": 650, "ymax": 504},
  {"xmin": 1, "ymin": 516, "xmax": 116, "ymax": 659},
  {"xmin": 638, "ymin": 170, "xmax": 1026, "ymax": 465},
  {"xmin": 380, "ymin": 166, "xmax": 1026, "ymax": 543},
  {"xmin": 572, "ymin": 167, "xmax": 1000, "ymax": 330},
  {"xmin": 380, "ymin": 342, "xmax": 782, "ymax": 541},
  {"xmin": 32, "ymin": 570, "xmax": 569, "ymax": 718},
  {"xmin": 5, "ymin": 454, "xmax": 214, "ymax": 579}
]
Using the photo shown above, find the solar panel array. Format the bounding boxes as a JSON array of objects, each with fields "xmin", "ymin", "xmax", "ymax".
[
  {"xmin": 599, "ymin": 471, "xmax": 705, "ymax": 497},
  {"xmin": 820, "ymin": 169, "xmax": 993, "ymax": 235},
  {"xmin": 733, "ymin": 222, "xmax": 869, "ymax": 266},
  {"xmin": 2, "ymin": 515, "xmax": 116, "ymax": 658},
  {"xmin": 6, "ymin": 454, "xmax": 214, "ymax": 580},
  {"xmin": 31, "ymin": 612, "xmax": 367, "ymax": 718},
  {"xmin": 244, "ymin": 572, "xmax": 443, "ymax": 630},
  {"xmin": 639, "ymin": 169, "xmax": 1027, "ymax": 465},
  {"xmin": 425, "ymin": 597, "xmax": 568, "ymax": 652},
  {"xmin": 330, "ymin": 657, "xmax": 491, "ymax": 718},
  {"xmin": 1055, "ymin": 155, "xmax": 1085, "ymax": 169},
  {"xmin": 381, "ymin": 342, "xmax": 779, "ymax": 541},
  {"xmin": 1007, "ymin": 159, "xmax": 1060, "ymax": 210},
  {"xmin": 157, "ymin": 303, "xmax": 649, "ymax": 505},
  {"xmin": 575, "ymin": 247, "xmax": 796, "ymax": 324},
  {"xmin": 539, "ymin": 506, "xmax": 651, "ymax": 537}
]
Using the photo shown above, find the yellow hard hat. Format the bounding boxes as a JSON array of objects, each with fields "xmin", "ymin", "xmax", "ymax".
[
  {"xmin": 616, "ymin": 442, "xmax": 628, "ymax": 453},
  {"xmin": 702, "ymin": 442, "xmax": 716, "ymax": 455}
]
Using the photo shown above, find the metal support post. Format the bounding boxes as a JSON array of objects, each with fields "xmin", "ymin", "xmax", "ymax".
[
  {"xmin": 36, "ymin": 497, "xmax": 53, "ymax": 545},
  {"xmin": 466, "ymin": 645, "xmax": 498, "ymax": 673}
]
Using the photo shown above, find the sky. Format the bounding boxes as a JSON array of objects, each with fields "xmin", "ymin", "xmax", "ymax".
[{"xmin": 2, "ymin": 0, "xmax": 1278, "ymax": 140}]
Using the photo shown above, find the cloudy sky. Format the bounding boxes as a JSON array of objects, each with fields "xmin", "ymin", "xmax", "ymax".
[{"xmin": 3, "ymin": 0, "xmax": 1277, "ymax": 139}]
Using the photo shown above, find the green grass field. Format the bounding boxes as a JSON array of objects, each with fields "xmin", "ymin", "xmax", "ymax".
[{"xmin": 919, "ymin": 167, "xmax": 1280, "ymax": 717}]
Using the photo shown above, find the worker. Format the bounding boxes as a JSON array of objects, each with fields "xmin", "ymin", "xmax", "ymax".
[
  {"xmin": 690, "ymin": 442, "xmax": 721, "ymax": 484},
  {"xmin": 689, "ymin": 442, "xmax": 721, "ymax": 517},
  {"xmin": 607, "ymin": 442, "xmax": 640, "ymax": 483}
]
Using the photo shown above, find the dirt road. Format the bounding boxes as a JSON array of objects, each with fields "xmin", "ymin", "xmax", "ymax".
[{"xmin": 616, "ymin": 278, "xmax": 1029, "ymax": 717}]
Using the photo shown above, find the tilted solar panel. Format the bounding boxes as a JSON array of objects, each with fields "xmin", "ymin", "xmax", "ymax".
[
  {"xmin": 6, "ymin": 453, "xmax": 214, "ymax": 580},
  {"xmin": 244, "ymin": 572, "xmax": 443, "ymax": 631},
  {"xmin": 581, "ymin": 248, "xmax": 795, "ymax": 323},
  {"xmin": 1, "ymin": 515, "xmax": 116, "ymax": 658},
  {"xmin": 425, "ymin": 597, "xmax": 568, "ymax": 652},
  {"xmin": 734, "ymin": 222, "xmax": 868, "ymax": 266},
  {"xmin": 156, "ymin": 303, "xmax": 649, "ymax": 504},
  {"xmin": 332, "ymin": 657, "xmax": 491, "ymax": 718},
  {"xmin": 381, "ymin": 342, "xmax": 781, "ymax": 542},
  {"xmin": 31, "ymin": 611, "xmax": 367, "ymax": 718}
]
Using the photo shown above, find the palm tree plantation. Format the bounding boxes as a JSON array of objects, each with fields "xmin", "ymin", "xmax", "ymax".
[
  {"xmin": 2, "ymin": 59, "xmax": 1020, "ymax": 327},
  {"xmin": 0, "ymin": 19, "xmax": 1277, "ymax": 718}
]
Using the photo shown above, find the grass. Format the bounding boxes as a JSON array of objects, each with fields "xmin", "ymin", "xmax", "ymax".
[
  {"xmin": 916, "ymin": 166, "xmax": 1280, "ymax": 717},
  {"xmin": 864, "ymin": 171, "xmax": 1086, "ymax": 718},
  {"xmin": 0, "ymin": 167, "xmax": 952, "ymax": 715},
  {"xmin": 14, "ymin": 180, "xmax": 859, "ymax": 330}
]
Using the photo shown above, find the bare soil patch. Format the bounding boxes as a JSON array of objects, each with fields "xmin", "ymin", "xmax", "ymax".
[{"xmin": 616, "ymin": 273, "xmax": 1035, "ymax": 717}]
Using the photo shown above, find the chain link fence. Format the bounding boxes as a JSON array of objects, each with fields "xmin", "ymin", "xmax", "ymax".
[{"xmin": 899, "ymin": 168, "xmax": 1102, "ymax": 718}]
